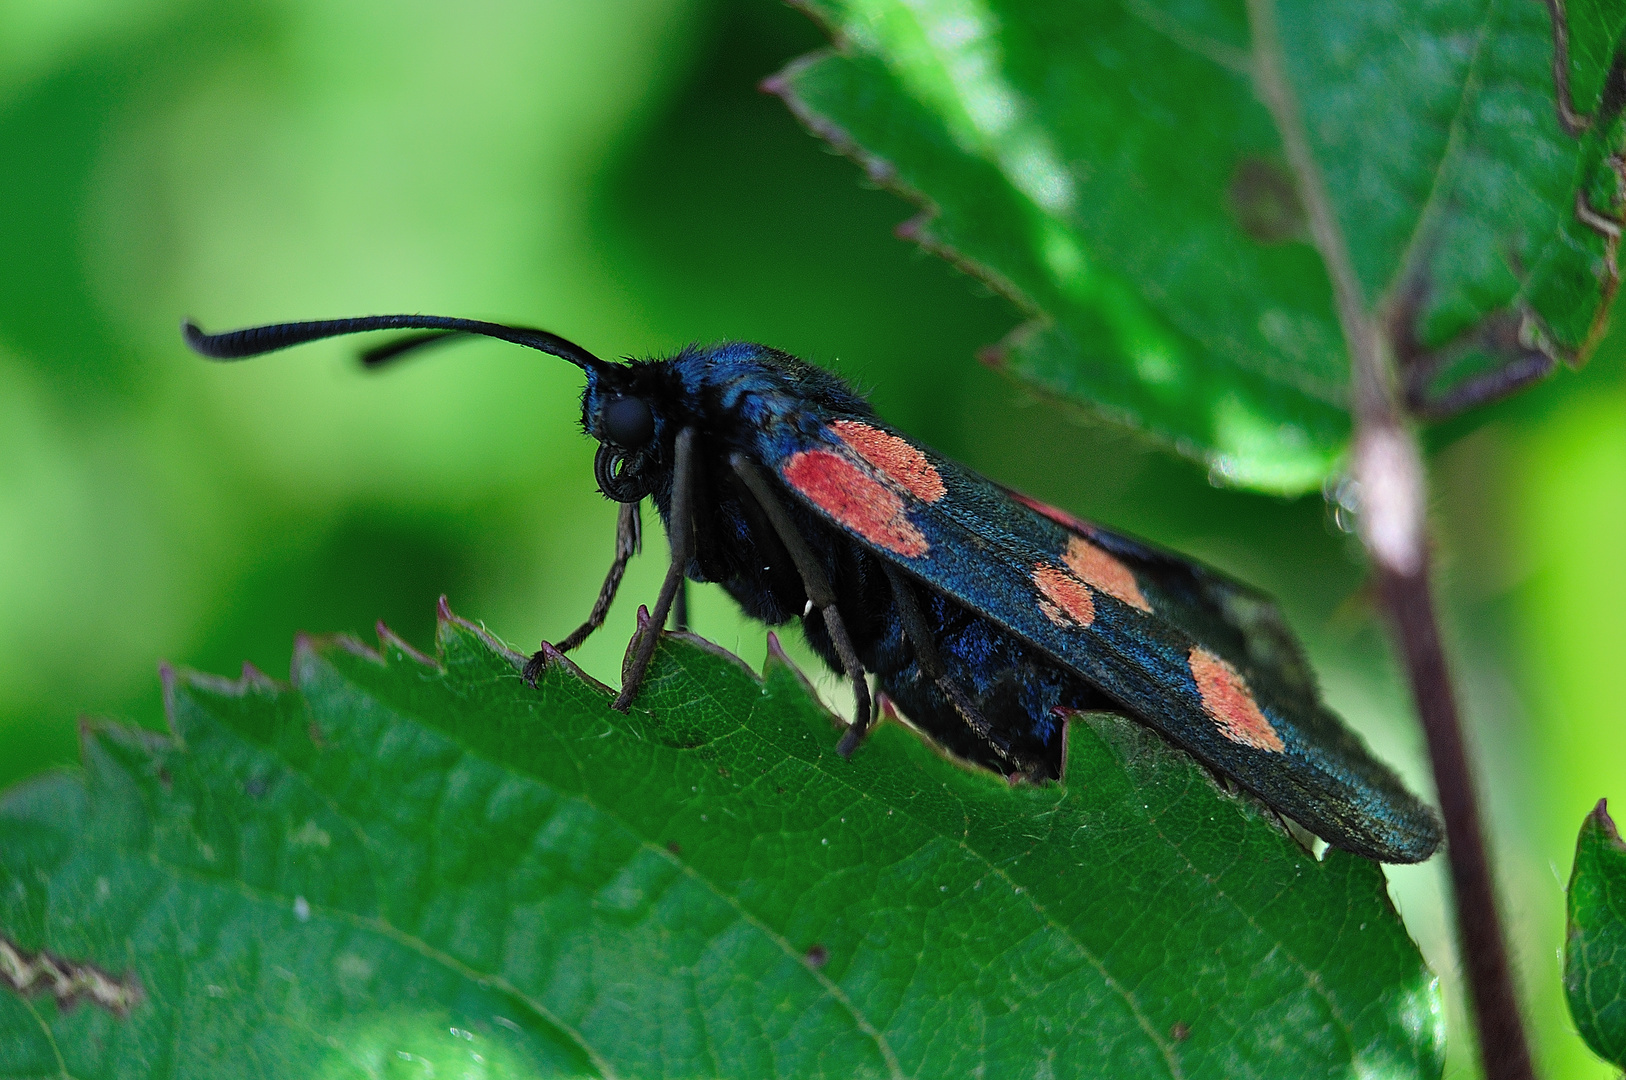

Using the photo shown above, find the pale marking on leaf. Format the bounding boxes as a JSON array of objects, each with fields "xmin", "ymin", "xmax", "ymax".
[{"xmin": 0, "ymin": 937, "xmax": 142, "ymax": 1016}]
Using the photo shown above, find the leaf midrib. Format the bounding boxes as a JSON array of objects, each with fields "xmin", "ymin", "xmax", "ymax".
[{"xmin": 1130, "ymin": 0, "xmax": 1515, "ymax": 381}]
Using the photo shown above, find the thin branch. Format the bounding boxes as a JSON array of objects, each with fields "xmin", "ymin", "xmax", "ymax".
[{"xmin": 1245, "ymin": 1, "xmax": 1536, "ymax": 1076}]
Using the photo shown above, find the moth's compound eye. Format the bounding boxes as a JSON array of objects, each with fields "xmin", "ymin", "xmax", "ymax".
[{"xmin": 603, "ymin": 396, "xmax": 655, "ymax": 448}]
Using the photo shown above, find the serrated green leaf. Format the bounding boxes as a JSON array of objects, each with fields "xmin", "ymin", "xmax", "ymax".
[
  {"xmin": 771, "ymin": 0, "xmax": 1626, "ymax": 492},
  {"xmin": 1565, "ymin": 799, "xmax": 1626, "ymax": 1067},
  {"xmin": 0, "ymin": 607, "xmax": 1441, "ymax": 1077}
]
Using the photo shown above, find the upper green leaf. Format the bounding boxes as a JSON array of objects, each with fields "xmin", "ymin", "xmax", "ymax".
[
  {"xmin": 771, "ymin": 0, "xmax": 1626, "ymax": 492},
  {"xmin": 1566, "ymin": 798, "xmax": 1626, "ymax": 1067},
  {"xmin": 0, "ymin": 607, "xmax": 1440, "ymax": 1078}
]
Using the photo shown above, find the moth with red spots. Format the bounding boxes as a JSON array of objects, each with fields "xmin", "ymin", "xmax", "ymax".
[{"xmin": 185, "ymin": 315, "xmax": 1443, "ymax": 863}]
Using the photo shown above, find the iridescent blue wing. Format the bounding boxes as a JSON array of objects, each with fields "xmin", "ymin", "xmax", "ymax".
[{"xmin": 757, "ymin": 415, "xmax": 1440, "ymax": 863}]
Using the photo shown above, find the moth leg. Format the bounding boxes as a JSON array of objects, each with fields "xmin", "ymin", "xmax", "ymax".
[
  {"xmin": 671, "ymin": 579, "xmax": 689, "ymax": 633},
  {"xmin": 879, "ymin": 563, "xmax": 1034, "ymax": 774},
  {"xmin": 613, "ymin": 427, "xmax": 698, "ymax": 712},
  {"xmin": 729, "ymin": 454, "xmax": 872, "ymax": 755},
  {"xmin": 523, "ymin": 500, "xmax": 642, "ymax": 684},
  {"xmin": 562, "ymin": 501, "xmax": 643, "ymax": 651}
]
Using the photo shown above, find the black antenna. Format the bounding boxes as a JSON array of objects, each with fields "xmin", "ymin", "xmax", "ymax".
[
  {"xmin": 182, "ymin": 314, "xmax": 610, "ymax": 372},
  {"xmin": 357, "ymin": 330, "xmax": 464, "ymax": 368}
]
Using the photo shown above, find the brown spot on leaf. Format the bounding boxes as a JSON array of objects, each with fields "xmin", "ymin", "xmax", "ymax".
[
  {"xmin": 804, "ymin": 944, "xmax": 829, "ymax": 969},
  {"xmin": 1227, "ymin": 157, "xmax": 1306, "ymax": 244}
]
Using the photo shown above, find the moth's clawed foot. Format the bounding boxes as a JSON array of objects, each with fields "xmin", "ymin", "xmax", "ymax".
[
  {"xmin": 524, "ymin": 641, "xmax": 572, "ymax": 687},
  {"xmin": 1001, "ymin": 753, "xmax": 1054, "ymax": 785},
  {"xmin": 835, "ymin": 719, "xmax": 871, "ymax": 759}
]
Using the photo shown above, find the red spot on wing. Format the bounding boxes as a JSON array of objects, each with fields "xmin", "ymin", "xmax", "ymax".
[
  {"xmin": 782, "ymin": 450, "xmax": 930, "ymax": 557},
  {"xmin": 1012, "ymin": 490, "xmax": 1101, "ymax": 536},
  {"xmin": 1189, "ymin": 646, "xmax": 1284, "ymax": 753},
  {"xmin": 1032, "ymin": 564, "xmax": 1095, "ymax": 627},
  {"xmin": 1062, "ymin": 536, "xmax": 1152, "ymax": 614},
  {"xmin": 830, "ymin": 420, "xmax": 946, "ymax": 502}
]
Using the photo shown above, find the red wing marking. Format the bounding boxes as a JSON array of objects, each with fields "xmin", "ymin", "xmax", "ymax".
[
  {"xmin": 830, "ymin": 420, "xmax": 947, "ymax": 502},
  {"xmin": 1189, "ymin": 646, "xmax": 1284, "ymax": 753},
  {"xmin": 1062, "ymin": 536, "xmax": 1152, "ymax": 614},
  {"xmin": 783, "ymin": 450, "xmax": 930, "ymax": 557},
  {"xmin": 1032, "ymin": 564, "xmax": 1095, "ymax": 628},
  {"xmin": 1012, "ymin": 491, "xmax": 1100, "ymax": 536}
]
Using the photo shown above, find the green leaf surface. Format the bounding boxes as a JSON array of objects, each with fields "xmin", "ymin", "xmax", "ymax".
[
  {"xmin": 1566, "ymin": 798, "xmax": 1626, "ymax": 1067},
  {"xmin": 0, "ymin": 606, "xmax": 1441, "ymax": 1078},
  {"xmin": 771, "ymin": 0, "xmax": 1626, "ymax": 492}
]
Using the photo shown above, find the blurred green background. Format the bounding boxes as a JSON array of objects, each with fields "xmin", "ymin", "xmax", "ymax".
[{"xmin": 0, "ymin": 0, "xmax": 1621, "ymax": 1075}]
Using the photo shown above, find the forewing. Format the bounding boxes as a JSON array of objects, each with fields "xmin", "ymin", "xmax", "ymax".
[
  {"xmin": 759, "ymin": 416, "xmax": 1440, "ymax": 863},
  {"xmin": 1001, "ymin": 487, "xmax": 1325, "ymax": 711}
]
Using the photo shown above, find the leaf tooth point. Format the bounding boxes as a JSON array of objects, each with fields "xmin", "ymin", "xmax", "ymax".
[
  {"xmin": 432, "ymin": 599, "xmax": 526, "ymax": 667},
  {"xmin": 531, "ymin": 640, "xmax": 612, "ymax": 692},
  {"xmin": 876, "ymin": 691, "xmax": 898, "ymax": 722},
  {"xmin": 238, "ymin": 662, "xmax": 276, "ymax": 690},
  {"xmin": 333, "ymin": 633, "xmax": 384, "ymax": 664},
  {"xmin": 1592, "ymin": 798, "xmax": 1623, "ymax": 846},
  {"xmin": 376, "ymin": 621, "xmax": 435, "ymax": 667},
  {"xmin": 762, "ymin": 632, "xmax": 826, "ymax": 711}
]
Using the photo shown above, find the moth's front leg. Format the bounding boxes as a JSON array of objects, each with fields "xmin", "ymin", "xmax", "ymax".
[
  {"xmin": 613, "ymin": 427, "xmax": 698, "ymax": 712},
  {"xmin": 523, "ymin": 500, "xmax": 643, "ymax": 685}
]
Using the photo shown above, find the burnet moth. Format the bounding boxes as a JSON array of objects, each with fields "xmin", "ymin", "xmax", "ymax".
[{"xmin": 185, "ymin": 314, "xmax": 1442, "ymax": 863}]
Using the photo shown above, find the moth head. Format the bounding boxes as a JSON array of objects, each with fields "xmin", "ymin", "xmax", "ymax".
[{"xmin": 580, "ymin": 363, "xmax": 678, "ymax": 504}]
